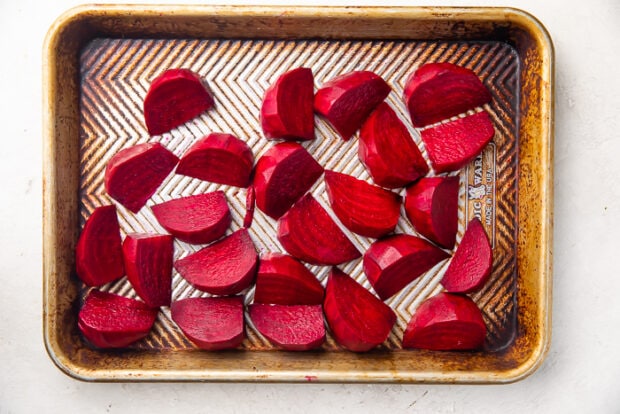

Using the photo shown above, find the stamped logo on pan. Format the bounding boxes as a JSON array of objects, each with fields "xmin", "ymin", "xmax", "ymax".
[{"xmin": 465, "ymin": 142, "xmax": 496, "ymax": 247}]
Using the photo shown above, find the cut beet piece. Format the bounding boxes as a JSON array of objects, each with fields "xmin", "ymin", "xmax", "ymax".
[
  {"xmin": 78, "ymin": 290, "xmax": 158, "ymax": 348},
  {"xmin": 171, "ymin": 296, "xmax": 245, "ymax": 350},
  {"xmin": 151, "ymin": 191, "xmax": 231, "ymax": 244},
  {"xmin": 75, "ymin": 205, "xmax": 124, "ymax": 287},
  {"xmin": 277, "ymin": 194, "xmax": 361, "ymax": 265},
  {"xmin": 244, "ymin": 185, "xmax": 256, "ymax": 228},
  {"xmin": 323, "ymin": 267, "xmax": 396, "ymax": 352},
  {"xmin": 314, "ymin": 71, "xmax": 391, "ymax": 140},
  {"xmin": 176, "ymin": 133, "xmax": 254, "ymax": 187},
  {"xmin": 404, "ymin": 176, "xmax": 460, "ymax": 249},
  {"xmin": 144, "ymin": 68, "xmax": 214, "ymax": 135},
  {"xmin": 260, "ymin": 67, "xmax": 315, "ymax": 141},
  {"xmin": 324, "ymin": 171, "xmax": 401, "ymax": 238},
  {"xmin": 441, "ymin": 218, "xmax": 493, "ymax": 293},
  {"xmin": 403, "ymin": 62, "xmax": 492, "ymax": 128},
  {"xmin": 249, "ymin": 304, "xmax": 325, "ymax": 351},
  {"xmin": 363, "ymin": 234, "xmax": 449, "ymax": 300},
  {"xmin": 359, "ymin": 102, "xmax": 429, "ymax": 188},
  {"xmin": 174, "ymin": 229, "xmax": 258, "ymax": 295},
  {"xmin": 253, "ymin": 142, "xmax": 323, "ymax": 219},
  {"xmin": 123, "ymin": 234, "xmax": 173, "ymax": 308},
  {"xmin": 254, "ymin": 253, "xmax": 324, "ymax": 305},
  {"xmin": 105, "ymin": 142, "xmax": 179, "ymax": 213},
  {"xmin": 402, "ymin": 292, "xmax": 487, "ymax": 351},
  {"xmin": 421, "ymin": 110, "xmax": 495, "ymax": 174}
]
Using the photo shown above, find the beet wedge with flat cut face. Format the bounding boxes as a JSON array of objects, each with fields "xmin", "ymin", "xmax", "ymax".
[
  {"xmin": 404, "ymin": 176, "xmax": 460, "ymax": 249},
  {"xmin": 324, "ymin": 170, "xmax": 402, "ymax": 238},
  {"xmin": 174, "ymin": 229, "xmax": 258, "ymax": 295},
  {"xmin": 359, "ymin": 102, "xmax": 429, "ymax": 188},
  {"xmin": 403, "ymin": 62, "xmax": 491, "ymax": 128},
  {"xmin": 105, "ymin": 142, "xmax": 179, "ymax": 213},
  {"xmin": 277, "ymin": 194, "xmax": 361, "ymax": 265},
  {"xmin": 260, "ymin": 67, "xmax": 315, "ymax": 141},
  {"xmin": 78, "ymin": 290, "xmax": 158, "ymax": 349},
  {"xmin": 151, "ymin": 192, "xmax": 231, "ymax": 245},
  {"xmin": 323, "ymin": 267, "xmax": 396, "ymax": 352},
  {"xmin": 254, "ymin": 253, "xmax": 324, "ymax": 305},
  {"xmin": 123, "ymin": 234, "xmax": 174, "ymax": 308},
  {"xmin": 176, "ymin": 133, "xmax": 254, "ymax": 188},
  {"xmin": 144, "ymin": 68, "xmax": 214, "ymax": 135},
  {"xmin": 363, "ymin": 234, "xmax": 450, "ymax": 301},
  {"xmin": 171, "ymin": 296, "xmax": 245, "ymax": 350},
  {"xmin": 314, "ymin": 71, "xmax": 391, "ymax": 140},
  {"xmin": 402, "ymin": 292, "xmax": 487, "ymax": 351},
  {"xmin": 441, "ymin": 218, "xmax": 493, "ymax": 293},
  {"xmin": 75, "ymin": 205, "xmax": 124, "ymax": 287},
  {"xmin": 244, "ymin": 186, "xmax": 256, "ymax": 228},
  {"xmin": 249, "ymin": 304, "xmax": 325, "ymax": 351},
  {"xmin": 421, "ymin": 110, "xmax": 495, "ymax": 174},
  {"xmin": 253, "ymin": 142, "xmax": 323, "ymax": 220}
]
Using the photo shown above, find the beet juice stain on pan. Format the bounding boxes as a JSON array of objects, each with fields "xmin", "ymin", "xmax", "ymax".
[{"xmin": 43, "ymin": 6, "xmax": 553, "ymax": 383}]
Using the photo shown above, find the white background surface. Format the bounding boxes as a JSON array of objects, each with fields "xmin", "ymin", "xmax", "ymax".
[{"xmin": 1, "ymin": 0, "xmax": 619, "ymax": 412}]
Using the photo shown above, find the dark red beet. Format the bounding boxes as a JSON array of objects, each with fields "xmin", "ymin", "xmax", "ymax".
[
  {"xmin": 171, "ymin": 296, "xmax": 245, "ymax": 350},
  {"xmin": 441, "ymin": 218, "xmax": 493, "ymax": 293},
  {"xmin": 151, "ymin": 191, "xmax": 230, "ymax": 244},
  {"xmin": 105, "ymin": 142, "xmax": 179, "ymax": 213},
  {"xmin": 421, "ymin": 110, "xmax": 495, "ymax": 174},
  {"xmin": 253, "ymin": 142, "xmax": 323, "ymax": 219},
  {"xmin": 323, "ymin": 267, "xmax": 396, "ymax": 352},
  {"xmin": 324, "ymin": 170, "xmax": 401, "ymax": 238},
  {"xmin": 143, "ymin": 68, "xmax": 214, "ymax": 135},
  {"xmin": 363, "ymin": 234, "xmax": 449, "ymax": 300},
  {"xmin": 176, "ymin": 133, "xmax": 254, "ymax": 187},
  {"xmin": 78, "ymin": 290, "xmax": 158, "ymax": 348},
  {"xmin": 260, "ymin": 67, "xmax": 315, "ymax": 141},
  {"xmin": 174, "ymin": 229, "xmax": 258, "ymax": 295},
  {"xmin": 277, "ymin": 194, "xmax": 361, "ymax": 265},
  {"xmin": 314, "ymin": 71, "xmax": 391, "ymax": 140},
  {"xmin": 75, "ymin": 205, "xmax": 124, "ymax": 286},
  {"xmin": 254, "ymin": 253, "xmax": 324, "ymax": 305},
  {"xmin": 249, "ymin": 304, "xmax": 325, "ymax": 351},
  {"xmin": 244, "ymin": 186, "xmax": 256, "ymax": 228},
  {"xmin": 123, "ymin": 234, "xmax": 173, "ymax": 308},
  {"xmin": 359, "ymin": 102, "xmax": 429, "ymax": 188},
  {"xmin": 402, "ymin": 292, "xmax": 487, "ymax": 350},
  {"xmin": 403, "ymin": 62, "xmax": 491, "ymax": 128},
  {"xmin": 404, "ymin": 176, "xmax": 460, "ymax": 249}
]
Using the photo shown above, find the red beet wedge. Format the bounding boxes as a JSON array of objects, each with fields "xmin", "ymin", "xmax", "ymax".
[
  {"xmin": 254, "ymin": 253, "xmax": 324, "ymax": 305},
  {"xmin": 404, "ymin": 176, "xmax": 460, "ymax": 249},
  {"xmin": 78, "ymin": 290, "xmax": 158, "ymax": 348},
  {"xmin": 421, "ymin": 110, "xmax": 495, "ymax": 174},
  {"xmin": 260, "ymin": 67, "xmax": 315, "ymax": 141},
  {"xmin": 171, "ymin": 296, "xmax": 245, "ymax": 350},
  {"xmin": 176, "ymin": 133, "xmax": 254, "ymax": 187},
  {"xmin": 249, "ymin": 304, "xmax": 325, "ymax": 351},
  {"xmin": 324, "ymin": 170, "xmax": 402, "ymax": 238},
  {"xmin": 105, "ymin": 142, "xmax": 179, "ymax": 213},
  {"xmin": 244, "ymin": 186, "xmax": 256, "ymax": 228},
  {"xmin": 402, "ymin": 292, "xmax": 487, "ymax": 351},
  {"xmin": 363, "ymin": 234, "xmax": 450, "ymax": 300},
  {"xmin": 123, "ymin": 234, "xmax": 173, "ymax": 308},
  {"xmin": 174, "ymin": 229, "xmax": 258, "ymax": 295},
  {"xmin": 75, "ymin": 205, "xmax": 124, "ymax": 286},
  {"xmin": 403, "ymin": 62, "xmax": 491, "ymax": 128},
  {"xmin": 323, "ymin": 267, "xmax": 396, "ymax": 352},
  {"xmin": 253, "ymin": 142, "xmax": 323, "ymax": 219},
  {"xmin": 144, "ymin": 68, "xmax": 214, "ymax": 135},
  {"xmin": 359, "ymin": 102, "xmax": 429, "ymax": 188},
  {"xmin": 441, "ymin": 218, "xmax": 493, "ymax": 293},
  {"xmin": 277, "ymin": 194, "xmax": 361, "ymax": 265},
  {"xmin": 151, "ymin": 192, "xmax": 230, "ymax": 245},
  {"xmin": 314, "ymin": 71, "xmax": 391, "ymax": 140}
]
